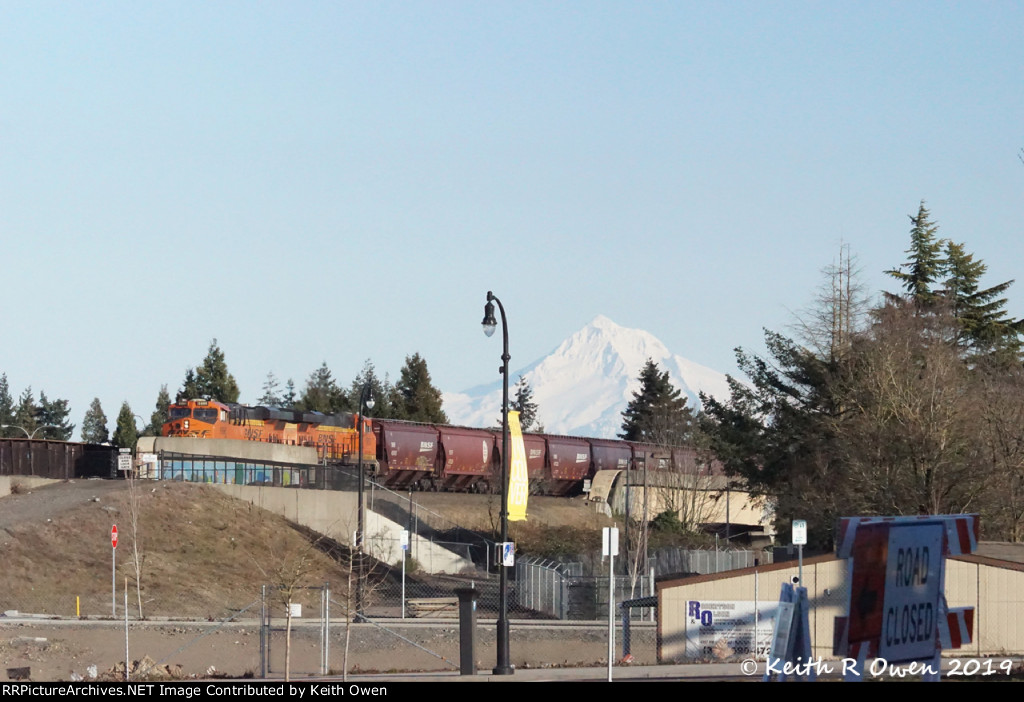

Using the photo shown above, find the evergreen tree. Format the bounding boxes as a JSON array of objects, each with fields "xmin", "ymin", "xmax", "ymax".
[
  {"xmin": 192, "ymin": 339, "xmax": 240, "ymax": 403},
  {"xmin": 298, "ymin": 362, "xmax": 349, "ymax": 413},
  {"xmin": 619, "ymin": 359, "xmax": 693, "ymax": 444},
  {"xmin": 941, "ymin": 240, "xmax": 1023, "ymax": 357},
  {"xmin": 81, "ymin": 398, "xmax": 109, "ymax": 444},
  {"xmin": 257, "ymin": 371, "xmax": 283, "ymax": 406},
  {"xmin": 12, "ymin": 388, "xmax": 37, "ymax": 436},
  {"xmin": 0, "ymin": 374, "xmax": 14, "ymax": 438},
  {"xmin": 506, "ymin": 375, "xmax": 539, "ymax": 431},
  {"xmin": 885, "ymin": 201, "xmax": 944, "ymax": 308},
  {"xmin": 36, "ymin": 391, "xmax": 74, "ymax": 440},
  {"xmin": 379, "ymin": 374, "xmax": 397, "ymax": 420},
  {"xmin": 282, "ymin": 378, "xmax": 297, "ymax": 408},
  {"xmin": 394, "ymin": 353, "xmax": 448, "ymax": 423},
  {"xmin": 700, "ymin": 331, "xmax": 847, "ymax": 548},
  {"xmin": 177, "ymin": 368, "xmax": 201, "ymax": 403},
  {"xmin": 885, "ymin": 204, "xmax": 1022, "ymax": 359},
  {"xmin": 350, "ymin": 360, "xmax": 392, "ymax": 419},
  {"xmin": 112, "ymin": 401, "xmax": 138, "ymax": 450},
  {"xmin": 145, "ymin": 385, "xmax": 171, "ymax": 436}
]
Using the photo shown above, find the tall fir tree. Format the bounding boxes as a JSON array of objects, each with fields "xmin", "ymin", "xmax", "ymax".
[
  {"xmin": 619, "ymin": 359, "xmax": 693, "ymax": 444},
  {"xmin": 145, "ymin": 385, "xmax": 171, "ymax": 436},
  {"xmin": 81, "ymin": 398, "xmax": 109, "ymax": 444},
  {"xmin": 941, "ymin": 240, "xmax": 1022, "ymax": 357},
  {"xmin": 177, "ymin": 368, "xmax": 201, "ymax": 402},
  {"xmin": 884, "ymin": 203, "xmax": 1022, "ymax": 359},
  {"xmin": 36, "ymin": 391, "xmax": 74, "ymax": 440},
  {"xmin": 885, "ymin": 201, "xmax": 944, "ymax": 309},
  {"xmin": 394, "ymin": 353, "xmax": 448, "ymax": 423},
  {"xmin": 350, "ymin": 360, "xmax": 393, "ymax": 419},
  {"xmin": 298, "ymin": 362, "xmax": 349, "ymax": 413},
  {"xmin": 282, "ymin": 378, "xmax": 297, "ymax": 408},
  {"xmin": 257, "ymin": 371, "xmax": 283, "ymax": 406},
  {"xmin": 112, "ymin": 401, "xmax": 138, "ymax": 450},
  {"xmin": 0, "ymin": 374, "xmax": 14, "ymax": 437},
  {"xmin": 12, "ymin": 388, "xmax": 37, "ymax": 436},
  {"xmin": 191, "ymin": 339, "xmax": 240, "ymax": 403},
  {"xmin": 503, "ymin": 375, "xmax": 539, "ymax": 431}
]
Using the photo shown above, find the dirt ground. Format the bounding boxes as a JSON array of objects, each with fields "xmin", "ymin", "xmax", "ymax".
[
  {"xmin": 0, "ymin": 618, "xmax": 658, "ymax": 682},
  {"xmin": 0, "ymin": 478, "xmax": 640, "ymax": 682}
]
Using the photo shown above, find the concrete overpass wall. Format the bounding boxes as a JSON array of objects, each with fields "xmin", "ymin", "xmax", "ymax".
[
  {"xmin": 137, "ymin": 437, "xmax": 318, "ymax": 465},
  {"xmin": 210, "ymin": 484, "xmax": 472, "ymax": 575}
]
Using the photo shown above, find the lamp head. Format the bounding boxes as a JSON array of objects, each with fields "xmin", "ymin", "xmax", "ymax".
[{"xmin": 482, "ymin": 296, "xmax": 497, "ymax": 337}]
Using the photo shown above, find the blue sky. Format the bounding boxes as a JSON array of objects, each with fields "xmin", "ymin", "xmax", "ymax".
[{"xmin": 1, "ymin": 1, "xmax": 1022, "ymax": 431}]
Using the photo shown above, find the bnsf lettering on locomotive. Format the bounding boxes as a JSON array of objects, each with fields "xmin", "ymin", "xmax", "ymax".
[
  {"xmin": 318, "ymin": 435, "xmax": 335, "ymax": 446},
  {"xmin": 244, "ymin": 427, "xmax": 263, "ymax": 441}
]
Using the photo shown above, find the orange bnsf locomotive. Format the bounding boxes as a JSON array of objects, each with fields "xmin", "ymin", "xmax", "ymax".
[{"xmin": 162, "ymin": 398, "xmax": 375, "ymax": 465}]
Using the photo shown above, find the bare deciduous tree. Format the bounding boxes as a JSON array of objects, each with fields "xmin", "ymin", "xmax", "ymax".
[
  {"xmin": 791, "ymin": 241, "xmax": 869, "ymax": 364},
  {"xmin": 124, "ymin": 467, "xmax": 146, "ymax": 619},
  {"xmin": 976, "ymin": 365, "xmax": 1024, "ymax": 540},
  {"xmin": 246, "ymin": 511, "xmax": 324, "ymax": 683},
  {"xmin": 839, "ymin": 306, "xmax": 988, "ymax": 516}
]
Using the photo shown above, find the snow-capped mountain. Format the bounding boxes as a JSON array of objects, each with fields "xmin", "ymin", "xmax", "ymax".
[{"xmin": 444, "ymin": 315, "xmax": 733, "ymax": 438}]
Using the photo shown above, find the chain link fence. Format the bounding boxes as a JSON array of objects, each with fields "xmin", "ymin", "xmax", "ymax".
[{"xmin": 0, "ymin": 548, "xmax": 769, "ymax": 624}]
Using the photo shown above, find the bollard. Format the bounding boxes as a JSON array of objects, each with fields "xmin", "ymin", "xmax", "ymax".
[{"xmin": 454, "ymin": 587, "xmax": 479, "ymax": 675}]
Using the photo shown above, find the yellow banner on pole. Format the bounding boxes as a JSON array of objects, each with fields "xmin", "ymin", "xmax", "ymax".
[{"xmin": 507, "ymin": 410, "xmax": 529, "ymax": 522}]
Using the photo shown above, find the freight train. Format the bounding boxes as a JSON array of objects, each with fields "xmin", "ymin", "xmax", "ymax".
[{"xmin": 162, "ymin": 398, "xmax": 712, "ymax": 496}]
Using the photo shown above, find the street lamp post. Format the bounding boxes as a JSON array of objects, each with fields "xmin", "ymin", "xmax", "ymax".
[
  {"xmin": 481, "ymin": 290, "xmax": 514, "ymax": 675},
  {"xmin": 2, "ymin": 424, "xmax": 58, "ymax": 440},
  {"xmin": 356, "ymin": 383, "xmax": 375, "ymax": 621}
]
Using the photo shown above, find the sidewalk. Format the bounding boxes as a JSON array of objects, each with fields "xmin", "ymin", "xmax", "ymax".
[{"xmin": 345, "ymin": 662, "xmax": 755, "ymax": 682}]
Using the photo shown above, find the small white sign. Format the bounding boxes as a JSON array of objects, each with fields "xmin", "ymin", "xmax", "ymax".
[
  {"xmin": 602, "ymin": 527, "xmax": 619, "ymax": 557},
  {"xmin": 117, "ymin": 453, "xmax": 132, "ymax": 473},
  {"xmin": 792, "ymin": 519, "xmax": 807, "ymax": 546},
  {"xmin": 400, "ymin": 529, "xmax": 409, "ymax": 552},
  {"xmin": 500, "ymin": 542, "xmax": 515, "ymax": 567}
]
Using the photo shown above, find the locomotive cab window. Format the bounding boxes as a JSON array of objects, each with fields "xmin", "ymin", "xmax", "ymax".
[
  {"xmin": 170, "ymin": 408, "xmax": 191, "ymax": 420},
  {"xmin": 194, "ymin": 408, "xmax": 218, "ymax": 423}
]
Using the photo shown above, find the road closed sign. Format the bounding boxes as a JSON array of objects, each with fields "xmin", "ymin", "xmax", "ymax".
[
  {"xmin": 835, "ymin": 513, "xmax": 978, "ymax": 671},
  {"xmin": 879, "ymin": 524, "xmax": 942, "ymax": 663}
]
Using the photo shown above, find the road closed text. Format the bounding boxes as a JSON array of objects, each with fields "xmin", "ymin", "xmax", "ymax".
[{"xmin": 880, "ymin": 526, "xmax": 943, "ymax": 661}]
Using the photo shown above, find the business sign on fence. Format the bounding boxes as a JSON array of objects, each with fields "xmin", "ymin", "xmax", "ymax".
[{"xmin": 685, "ymin": 600, "xmax": 774, "ymax": 660}]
